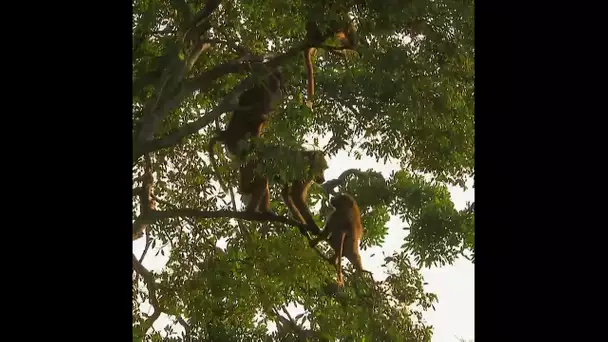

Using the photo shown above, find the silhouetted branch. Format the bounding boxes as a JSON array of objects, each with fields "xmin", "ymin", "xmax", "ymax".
[
  {"xmin": 133, "ymin": 254, "xmax": 163, "ymax": 333},
  {"xmin": 272, "ymin": 306, "xmax": 320, "ymax": 341},
  {"xmin": 177, "ymin": 316, "xmax": 192, "ymax": 341},
  {"xmin": 152, "ymin": 195, "xmax": 217, "ymax": 248},
  {"xmin": 321, "ymin": 168, "xmax": 368, "ymax": 196},
  {"xmin": 138, "ymin": 209, "xmax": 308, "ymax": 232},
  {"xmin": 133, "ymin": 206, "xmax": 318, "ymax": 244},
  {"xmin": 139, "ymin": 229, "xmax": 153, "ymax": 263}
]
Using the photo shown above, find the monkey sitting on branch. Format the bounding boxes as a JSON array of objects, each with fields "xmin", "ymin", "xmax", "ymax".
[
  {"xmin": 309, "ymin": 193, "xmax": 371, "ymax": 287},
  {"xmin": 208, "ymin": 67, "xmax": 285, "ymax": 191},
  {"xmin": 303, "ymin": 19, "xmax": 360, "ymax": 109},
  {"xmin": 238, "ymin": 145, "xmax": 329, "ymax": 236}
]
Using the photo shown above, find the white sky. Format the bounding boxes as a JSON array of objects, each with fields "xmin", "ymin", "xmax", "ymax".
[{"xmin": 134, "ymin": 150, "xmax": 474, "ymax": 342}]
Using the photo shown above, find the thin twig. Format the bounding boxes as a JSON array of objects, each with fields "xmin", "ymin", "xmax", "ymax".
[{"xmin": 139, "ymin": 229, "xmax": 153, "ymax": 263}]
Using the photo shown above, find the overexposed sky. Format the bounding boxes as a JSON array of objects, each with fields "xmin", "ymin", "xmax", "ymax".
[{"xmin": 134, "ymin": 150, "xmax": 474, "ymax": 342}]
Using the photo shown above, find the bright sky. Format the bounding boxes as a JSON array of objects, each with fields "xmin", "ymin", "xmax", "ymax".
[{"xmin": 133, "ymin": 150, "xmax": 474, "ymax": 342}]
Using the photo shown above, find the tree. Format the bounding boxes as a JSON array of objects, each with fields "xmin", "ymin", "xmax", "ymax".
[{"xmin": 132, "ymin": 0, "xmax": 475, "ymax": 341}]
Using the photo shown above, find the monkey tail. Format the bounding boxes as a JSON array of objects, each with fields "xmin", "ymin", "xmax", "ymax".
[
  {"xmin": 337, "ymin": 231, "xmax": 346, "ymax": 286},
  {"xmin": 208, "ymin": 134, "xmax": 230, "ymax": 194},
  {"xmin": 304, "ymin": 47, "xmax": 316, "ymax": 109}
]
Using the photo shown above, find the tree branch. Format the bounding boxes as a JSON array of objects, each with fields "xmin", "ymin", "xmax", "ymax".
[
  {"xmin": 171, "ymin": 0, "xmax": 193, "ymax": 25},
  {"xmin": 152, "ymin": 194, "xmax": 218, "ymax": 249},
  {"xmin": 177, "ymin": 316, "xmax": 192, "ymax": 341},
  {"xmin": 133, "ymin": 254, "xmax": 163, "ymax": 334},
  {"xmin": 133, "ymin": 254, "xmax": 195, "ymax": 338},
  {"xmin": 133, "ymin": 0, "xmax": 222, "ymax": 148},
  {"xmin": 133, "ymin": 66, "xmax": 266, "ymax": 160},
  {"xmin": 138, "ymin": 209, "xmax": 309, "ymax": 233},
  {"xmin": 133, "ymin": 40, "xmax": 309, "ymax": 160},
  {"xmin": 139, "ymin": 229, "xmax": 153, "ymax": 263},
  {"xmin": 273, "ymin": 306, "xmax": 319, "ymax": 341},
  {"xmin": 321, "ymin": 168, "xmax": 368, "ymax": 197},
  {"xmin": 191, "ymin": 0, "xmax": 222, "ymax": 27}
]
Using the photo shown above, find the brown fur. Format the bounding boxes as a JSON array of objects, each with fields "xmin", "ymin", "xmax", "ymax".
[
  {"xmin": 239, "ymin": 149, "xmax": 328, "ymax": 235},
  {"xmin": 133, "ymin": 154, "xmax": 157, "ymax": 240},
  {"xmin": 303, "ymin": 21, "xmax": 358, "ymax": 108},
  {"xmin": 208, "ymin": 69, "xmax": 284, "ymax": 192},
  {"xmin": 310, "ymin": 193, "xmax": 366, "ymax": 287}
]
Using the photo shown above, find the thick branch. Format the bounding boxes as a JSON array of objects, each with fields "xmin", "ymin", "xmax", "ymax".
[
  {"xmin": 171, "ymin": 0, "xmax": 193, "ymax": 25},
  {"xmin": 134, "ymin": 67, "xmax": 265, "ymax": 160},
  {"xmin": 133, "ymin": 0, "xmax": 222, "ymax": 147},
  {"xmin": 191, "ymin": 0, "xmax": 222, "ymax": 26},
  {"xmin": 133, "ymin": 41, "xmax": 308, "ymax": 160}
]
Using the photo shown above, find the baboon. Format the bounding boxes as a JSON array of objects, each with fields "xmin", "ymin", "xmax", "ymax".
[
  {"xmin": 310, "ymin": 193, "xmax": 368, "ymax": 287},
  {"xmin": 239, "ymin": 147, "xmax": 328, "ymax": 235},
  {"xmin": 303, "ymin": 20, "xmax": 359, "ymax": 108},
  {"xmin": 133, "ymin": 154, "xmax": 156, "ymax": 240},
  {"xmin": 208, "ymin": 68, "xmax": 284, "ymax": 191}
]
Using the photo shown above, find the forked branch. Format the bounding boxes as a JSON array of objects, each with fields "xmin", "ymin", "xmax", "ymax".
[{"xmin": 133, "ymin": 254, "xmax": 162, "ymax": 333}]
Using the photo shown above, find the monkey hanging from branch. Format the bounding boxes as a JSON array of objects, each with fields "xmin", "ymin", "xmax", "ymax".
[
  {"xmin": 238, "ymin": 145, "xmax": 329, "ymax": 236},
  {"xmin": 208, "ymin": 66, "xmax": 285, "ymax": 193},
  {"xmin": 310, "ymin": 193, "xmax": 372, "ymax": 287},
  {"xmin": 133, "ymin": 153, "xmax": 157, "ymax": 240},
  {"xmin": 302, "ymin": 19, "xmax": 360, "ymax": 109}
]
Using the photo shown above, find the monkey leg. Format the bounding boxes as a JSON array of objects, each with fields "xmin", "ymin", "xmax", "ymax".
[
  {"xmin": 336, "ymin": 232, "xmax": 346, "ymax": 287},
  {"xmin": 246, "ymin": 177, "xmax": 269, "ymax": 213},
  {"xmin": 290, "ymin": 182, "xmax": 321, "ymax": 235},
  {"xmin": 303, "ymin": 48, "xmax": 316, "ymax": 109},
  {"xmin": 348, "ymin": 252, "xmax": 365, "ymax": 273},
  {"xmin": 281, "ymin": 185, "xmax": 300, "ymax": 218},
  {"xmin": 260, "ymin": 180, "xmax": 271, "ymax": 213},
  {"xmin": 282, "ymin": 185, "xmax": 309, "ymax": 235}
]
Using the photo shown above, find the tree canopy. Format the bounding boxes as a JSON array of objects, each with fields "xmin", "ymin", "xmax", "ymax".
[{"xmin": 132, "ymin": 0, "xmax": 475, "ymax": 341}]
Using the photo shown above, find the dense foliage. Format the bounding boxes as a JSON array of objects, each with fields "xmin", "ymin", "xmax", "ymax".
[{"xmin": 132, "ymin": 0, "xmax": 475, "ymax": 341}]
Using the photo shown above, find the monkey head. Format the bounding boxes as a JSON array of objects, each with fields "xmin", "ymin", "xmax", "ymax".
[
  {"xmin": 330, "ymin": 193, "xmax": 356, "ymax": 209},
  {"xmin": 267, "ymin": 66, "xmax": 285, "ymax": 92},
  {"xmin": 304, "ymin": 150, "xmax": 328, "ymax": 184}
]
